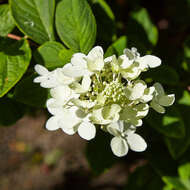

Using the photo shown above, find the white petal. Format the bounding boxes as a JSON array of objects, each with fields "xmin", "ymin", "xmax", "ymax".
[
  {"xmin": 71, "ymin": 53, "xmax": 86, "ymax": 66},
  {"xmin": 46, "ymin": 116, "xmax": 60, "ymax": 131},
  {"xmin": 33, "ymin": 76, "xmax": 44, "ymax": 83},
  {"xmin": 61, "ymin": 125, "xmax": 77, "ymax": 135},
  {"xmin": 110, "ymin": 137, "xmax": 128, "ymax": 157},
  {"xmin": 107, "ymin": 121, "xmax": 123, "ymax": 136},
  {"xmin": 139, "ymin": 55, "xmax": 161, "ymax": 68},
  {"xmin": 72, "ymin": 99, "xmax": 95, "ymax": 109},
  {"xmin": 159, "ymin": 94, "xmax": 175, "ymax": 107},
  {"xmin": 78, "ymin": 121, "xmax": 96, "ymax": 140},
  {"xmin": 129, "ymin": 80, "xmax": 147, "ymax": 100},
  {"xmin": 50, "ymin": 86, "xmax": 72, "ymax": 104},
  {"xmin": 102, "ymin": 104, "xmax": 121, "ymax": 120},
  {"xmin": 40, "ymin": 77, "xmax": 58, "ymax": 88},
  {"xmin": 87, "ymin": 46, "xmax": 104, "ymax": 60},
  {"xmin": 104, "ymin": 56, "xmax": 113, "ymax": 63},
  {"xmin": 82, "ymin": 75, "xmax": 91, "ymax": 91},
  {"xmin": 150, "ymin": 101, "xmax": 165, "ymax": 113},
  {"xmin": 141, "ymin": 86, "xmax": 155, "ymax": 102},
  {"xmin": 58, "ymin": 107, "xmax": 81, "ymax": 129},
  {"xmin": 55, "ymin": 67, "xmax": 74, "ymax": 85},
  {"xmin": 119, "ymin": 55, "xmax": 133, "ymax": 69},
  {"xmin": 127, "ymin": 133, "xmax": 147, "ymax": 152},
  {"xmin": 62, "ymin": 64, "xmax": 86, "ymax": 78},
  {"xmin": 34, "ymin": 64, "xmax": 49, "ymax": 75},
  {"xmin": 154, "ymin": 82, "xmax": 165, "ymax": 96},
  {"xmin": 46, "ymin": 98, "xmax": 63, "ymax": 115}
]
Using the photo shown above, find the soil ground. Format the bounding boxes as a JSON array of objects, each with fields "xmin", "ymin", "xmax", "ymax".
[{"xmin": 0, "ymin": 111, "xmax": 131, "ymax": 190}]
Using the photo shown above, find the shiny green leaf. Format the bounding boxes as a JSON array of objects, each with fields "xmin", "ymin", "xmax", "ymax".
[
  {"xmin": 56, "ymin": 0, "xmax": 96, "ymax": 53},
  {"xmin": 0, "ymin": 38, "xmax": 31, "ymax": 97},
  {"xmin": 0, "ymin": 4, "xmax": 15, "ymax": 36},
  {"xmin": 34, "ymin": 41, "xmax": 74, "ymax": 70},
  {"xmin": 10, "ymin": 0, "xmax": 55, "ymax": 44}
]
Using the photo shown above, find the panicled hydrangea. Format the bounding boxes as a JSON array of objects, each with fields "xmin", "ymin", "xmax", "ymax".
[{"xmin": 34, "ymin": 46, "xmax": 175, "ymax": 157}]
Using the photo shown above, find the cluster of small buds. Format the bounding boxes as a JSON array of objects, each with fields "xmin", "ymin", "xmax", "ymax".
[{"xmin": 34, "ymin": 46, "xmax": 175, "ymax": 157}]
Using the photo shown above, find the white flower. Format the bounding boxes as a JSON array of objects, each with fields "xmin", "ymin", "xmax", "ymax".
[
  {"xmin": 46, "ymin": 104, "xmax": 96, "ymax": 140},
  {"xmin": 124, "ymin": 47, "xmax": 161, "ymax": 69},
  {"xmin": 70, "ymin": 75, "xmax": 91, "ymax": 94},
  {"xmin": 125, "ymin": 80, "xmax": 155, "ymax": 103},
  {"xmin": 107, "ymin": 121, "xmax": 147, "ymax": 157},
  {"xmin": 54, "ymin": 66, "xmax": 75, "ymax": 85},
  {"xmin": 33, "ymin": 45, "xmax": 173, "ymax": 157},
  {"xmin": 120, "ymin": 104, "xmax": 149, "ymax": 126},
  {"xmin": 150, "ymin": 83, "xmax": 175, "ymax": 113},
  {"xmin": 90, "ymin": 104, "xmax": 121, "ymax": 125},
  {"xmin": 33, "ymin": 64, "xmax": 59, "ymax": 88},
  {"xmin": 136, "ymin": 55, "xmax": 161, "ymax": 69},
  {"xmin": 62, "ymin": 46, "xmax": 104, "ymax": 78},
  {"xmin": 34, "ymin": 64, "xmax": 75, "ymax": 88},
  {"xmin": 50, "ymin": 85, "xmax": 79, "ymax": 106},
  {"xmin": 105, "ymin": 48, "xmax": 161, "ymax": 81}
]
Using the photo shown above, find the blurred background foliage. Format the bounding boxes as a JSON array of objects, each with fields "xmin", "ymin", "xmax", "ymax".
[{"xmin": 0, "ymin": 0, "xmax": 190, "ymax": 189}]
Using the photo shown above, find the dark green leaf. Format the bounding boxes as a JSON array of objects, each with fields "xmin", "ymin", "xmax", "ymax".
[
  {"xmin": 165, "ymin": 105, "xmax": 190, "ymax": 159},
  {"xmin": 147, "ymin": 143, "xmax": 178, "ymax": 176},
  {"xmin": 146, "ymin": 106, "xmax": 185, "ymax": 139},
  {"xmin": 0, "ymin": 38, "xmax": 31, "ymax": 97},
  {"xmin": 34, "ymin": 41, "xmax": 74, "ymax": 70},
  {"xmin": 0, "ymin": 4, "xmax": 15, "ymax": 37},
  {"xmin": 0, "ymin": 97, "xmax": 26, "ymax": 126},
  {"xmin": 10, "ymin": 0, "xmax": 55, "ymax": 44},
  {"xmin": 125, "ymin": 165, "xmax": 164, "ymax": 190},
  {"xmin": 86, "ymin": 129, "xmax": 117, "ymax": 175},
  {"xmin": 130, "ymin": 8, "xmax": 158, "ymax": 46},
  {"xmin": 13, "ymin": 74, "xmax": 49, "ymax": 107},
  {"xmin": 105, "ymin": 36, "xmax": 127, "ymax": 57},
  {"xmin": 142, "ymin": 65, "xmax": 179, "ymax": 86},
  {"xmin": 90, "ymin": 0, "xmax": 116, "ymax": 47},
  {"xmin": 56, "ymin": 0, "xmax": 97, "ymax": 53},
  {"xmin": 162, "ymin": 177, "xmax": 187, "ymax": 190}
]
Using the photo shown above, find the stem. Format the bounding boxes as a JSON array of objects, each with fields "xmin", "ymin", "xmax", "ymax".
[
  {"xmin": 7, "ymin": 33, "xmax": 22, "ymax": 41},
  {"xmin": 7, "ymin": 33, "xmax": 38, "ymax": 47}
]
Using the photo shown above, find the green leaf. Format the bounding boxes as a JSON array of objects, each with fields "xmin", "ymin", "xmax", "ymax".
[
  {"xmin": 86, "ymin": 130, "xmax": 117, "ymax": 175},
  {"xmin": 126, "ymin": 7, "xmax": 158, "ymax": 53},
  {"xmin": 90, "ymin": 0, "xmax": 116, "ymax": 47},
  {"xmin": 147, "ymin": 106, "xmax": 185, "ymax": 139},
  {"xmin": 56, "ymin": 0, "xmax": 97, "ymax": 53},
  {"xmin": 125, "ymin": 165, "xmax": 164, "ymax": 190},
  {"xmin": 183, "ymin": 36, "xmax": 190, "ymax": 72},
  {"xmin": 142, "ymin": 65, "xmax": 179, "ymax": 86},
  {"xmin": 105, "ymin": 36, "xmax": 127, "ymax": 57},
  {"xmin": 0, "ymin": 38, "xmax": 31, "ymax": 98},
  {"xmin": 178, "ymin": 91, "xmax": 190, "ymax": 106},
  {"xmin": 147, "ymin": 143, "xmax": 178, "ymax": 176},
  {"xmin": 162, "ymin": 177, "xmax": 187, "ymax": 190},
  {"xmin": 0, "ymin": 97, "xmax": 26, "ymax": 126},
  {"xmin": 165, "ymin": 105, "xmax": 190, "ymax": 159},
  {"xmin": 34, "ymin": 41, "xmax": 74, "ymax": 70},
  {"xmin": 163, "ymin": 185, "xmax": 173, "ymax": 190},
  {"xmin": 0, "ymin": 4, "xmax": 15, "ymax": 37},
  {"xmin": 10, "ymin": 0, "xmax": 55, "ymax": 44},
  {"xmin": 178, "ymin": 163, "xmax": 190, "ymax": 181},
  {"xmin": 13, "ymin": 74, "xmax": 49, "ymax": 107},
  {"xmin": 130, "ymin": 8, "xmax": 158, "ymax": 46}
]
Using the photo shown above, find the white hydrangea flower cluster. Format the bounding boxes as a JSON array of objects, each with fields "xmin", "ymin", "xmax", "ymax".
[{"xmin": 34, "ymin": 46, "xmax": 175, "ymax": 157}]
